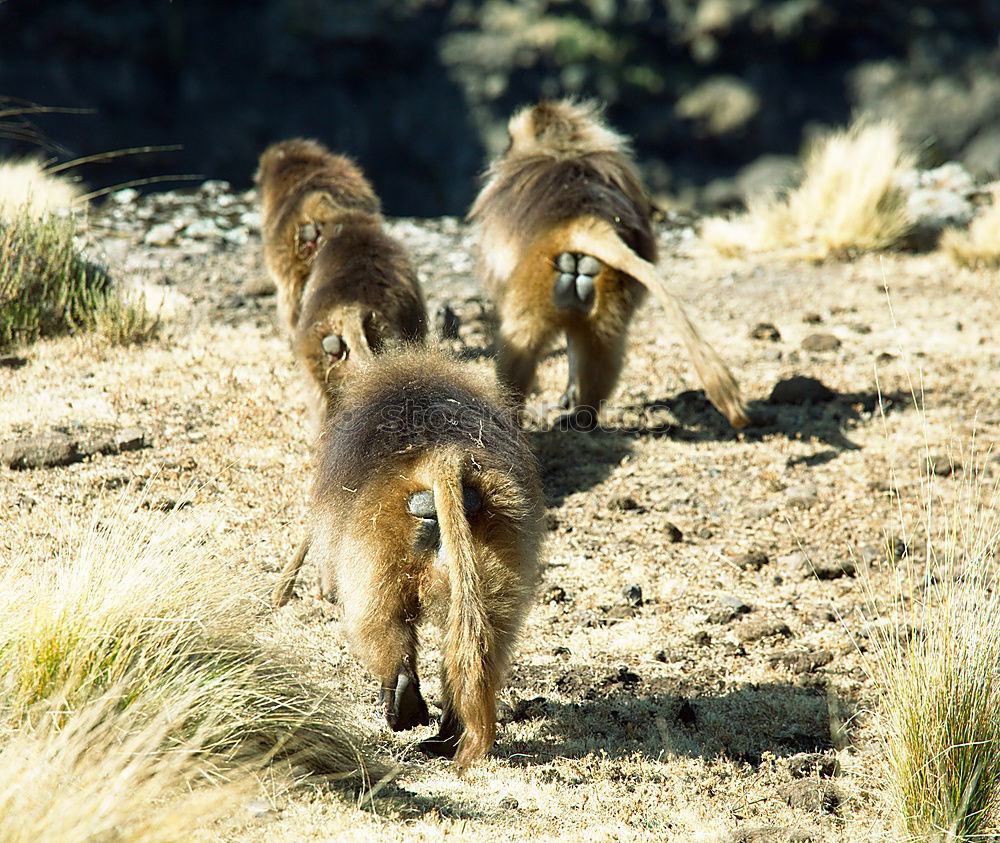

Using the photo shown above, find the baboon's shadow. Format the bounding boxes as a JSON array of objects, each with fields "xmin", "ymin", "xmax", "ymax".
[
  {"xmin": 527, "ymin": 427, "xmax": 634, "ymax": 507},
  {"xmin": 495, "ymin": 661, "xmax": 847, "ymax": 768}
]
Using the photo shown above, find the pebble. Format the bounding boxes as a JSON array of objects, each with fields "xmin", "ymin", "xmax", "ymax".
[
  {"xmin": 183, "ymin": 218, "xmax": 223, "ymax": 239},
  {"xmin": 768, "ymin": 376, "xmax": 835, "ymax": 403},
  {"xmin": 664, "ymin": 522, "xmax": 683, "ymax": 542},
  {"xmin": 784, "ymin": 483, "xmax": 818, "ymax": 508},
  {"xmin": 801, "ymin": 332, "xmax": 841, "ymax": 352},
  {"xmin": 144, "ymin": 222, "xmax": 177, "ymax": 246},
  {"xmin": 768, "ymin": 648, "xmax": 833, "ymax": 673},
  {"xmin": 749, "ymin": 322, "xmax": 781, "ymax": 341},
  {"xmin": 610, "ymin": 494, "xmax": 642, "ymax": 512},
  {"xmin": 812, "ymin": 558, "xmax": 855, "ymax": 580},
  {"xmin": 802, "ymin": 312, "xmax": 823, "ymax": 324},
  {"xmin": 736, "ymin": 617, "xmax": 792, "ymax": 643},
  {"xmin": 731, "ymin": 550, "xmax": 769, "ymax": 570},
  {"xmin": 544, "ymin": 585, "xmax": 568, "ymax": 604},
  {"xmin": 786, "ymin": 752, "xmax": 841, "ymax": 778},
  {"xmin": 621, "ymin": 583, "xmax": 643, "ymax": 607},
  {"xmin": 926, "ymin": 454, "xmax": 958, "ymax": 476},
  {"xmin": 2, "ymin": 432, "xmax": 79, "ymax": 469},
  {"xmin": 112, "ymin": 187, "xmax": 140, "ymax": 204}
]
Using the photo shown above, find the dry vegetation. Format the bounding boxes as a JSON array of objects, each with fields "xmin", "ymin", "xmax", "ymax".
[
  {"xmin": 701, "ymin": 121, "xmax": 913, "ymax": 261},
  {"xmin": 941, "ymin": 189, "xmax": 1000, "ymax": 269},
  {"xmin": 0, "ymin": 158, "xmax": 81, "ymax": 217}
]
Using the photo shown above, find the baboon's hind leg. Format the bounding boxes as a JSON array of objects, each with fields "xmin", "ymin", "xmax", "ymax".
[{"xmin": 559, "ymin": 326, "xmax": 628, "ymax": 430}]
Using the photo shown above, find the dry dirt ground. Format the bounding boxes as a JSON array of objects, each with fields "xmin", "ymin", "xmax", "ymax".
[{"xmin": 2, "ymin": 194, "xmax": 999, "ymax": 841}]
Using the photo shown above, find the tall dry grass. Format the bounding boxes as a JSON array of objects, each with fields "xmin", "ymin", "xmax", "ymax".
[
  {"xmin": 701, "ymin": 121, "xmax": 913, "ymax": 261},
  {"xmin": 0, "ymin": 158, "xmax": 81, "ymax": 217},
  {"xmin": 866, "ymin": 449, "xmax": 1000, "ymax": 840},
  {"xmin": 941, "ymin": 190, "xmax": 1000, "ymax": 270},
  {"xmin": 0, "ymin": 493, "xmax": 378, "ymax": 839}
]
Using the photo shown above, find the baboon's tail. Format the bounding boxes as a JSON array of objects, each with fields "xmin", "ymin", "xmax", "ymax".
[
  {"xmin": 342, "ymin": 305, "xmax": 374, "ymax": 365},
  {"xmin": 561, "ymin": 216, "xmax": 751, "ymax": 428},
  {"xmin": 272, "ymin": 535, "xmax": 311, "ymax": 608},
  {"xmin": 432, "ymin": 451, "xmax": 497, "ymax": 772}
]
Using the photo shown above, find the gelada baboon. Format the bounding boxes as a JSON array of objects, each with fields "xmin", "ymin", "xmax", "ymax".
[
  {"xmin": 275, "ymin": 349, "xmax": 544, "ymax": 770},
  {"xmin": 469, "ymin": 99, "xmax": 750, "ymax": 429},
  {"xmin": 256, "ymin": 139, "xmax": 426, "ymax": 423}
]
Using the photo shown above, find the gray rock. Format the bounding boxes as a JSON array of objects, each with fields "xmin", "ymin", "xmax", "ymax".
[
  {"xmin": 737, "ymin": 617, "xmax": 792, "ymax": 643},
  {"xmin": 749, "ymin": 322, "xmax": 781, "ymax": 341},
  {"xmin": 144, "ymin": 222, "xmax": 177, "ymax": 246},
  {"xmin": 664, "ymin": 522, "xmax": 683, "ymax": 542},
  {"xmin": 812, "ymin": 558, "xmax": 856, "ymax": 580},
  {"xmin": 801, "ymin": 332, "xmax": 841, "ymax": 353},
  {"xmin": 726, "ymin": 826, "xmax": 815, "ymax": 843},
  {"xmin": 768, "ymin": 648, "xmax": 834, "ymax": 673},
  {"xmin": 784, "ymin": 484, "xmax": 818, "ymax": 508},
  {"xmin": 621, "ymin": 583, "xmax": 643, "ymax": 607},
  {"xmin": 731, "ymin": 550, "xmax": 769, "ymax": 570},
  {"xmin": 2, "ymin": 433, "xmax": 79, "ymax": 469}
]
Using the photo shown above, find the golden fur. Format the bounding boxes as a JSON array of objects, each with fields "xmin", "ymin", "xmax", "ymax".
[
  {"xmin": 282, "ymin": 349, "xmax": 544, "ymax": 771},
  {"xmin": 469, "ymin": 100, "xmax": 750, "ymax": 428},
  {"xmin": 255, "ymin": 139, "xmax": 427, "ymax": 424}
]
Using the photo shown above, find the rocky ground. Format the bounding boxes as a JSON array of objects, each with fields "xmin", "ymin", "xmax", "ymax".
[{"xmin": 2, "ymin": 184, "xmax": 999, "ymax": 840}]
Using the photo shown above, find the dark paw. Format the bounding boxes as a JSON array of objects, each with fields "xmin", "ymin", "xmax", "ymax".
[
  {"xmin": 558, "ymin": 383, "xmax": 578, "ymax": 411},
  {"xmin": 382, "ymin": 672, "xmax": 430, "ymax": 731},
  {"xmin": 552, "ymin": 252, "xmax": 599, "ymax": 314}
]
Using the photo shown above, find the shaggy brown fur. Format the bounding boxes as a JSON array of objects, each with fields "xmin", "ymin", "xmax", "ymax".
[
  {"xmin": 283, "ymin": 349, "xmax": 544, "ymax": 771},
  {"xmin": 469, "ymin": 100, "xmax": 750, "ymax": 429},
  {"xmin": 256, "ymin": 138, "xmax": 381, "ymax": 333},
  {"xmin": 255, "ymin": 139, "xmax": 427, "ymax": 424}
]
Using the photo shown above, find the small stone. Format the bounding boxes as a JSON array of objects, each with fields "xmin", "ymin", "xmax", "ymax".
[
  {"xmin": 239, "ymin": 210, "xmax": 263, "ymax": 230},
  {"xmin": 726, "ymin": 826, "xmax": 816, "ymax": 843},
  {"xmin": 200, "ymin": 179, "xmax": 231, "ymax": 196},
  {"xmin": 112, "ymin": 187, "xmax": 140, "ymax": 204},
  {"xmin": 801, "ymin": 332, "xmax": 841, "ymax": 352},
  {"xmin": 747, "ymin": 501, "xmax": 781, "ymax": 520},
  {"xmin": 499, "ymin": 797, "xmax": 519, "ymax": 810},
  {"xmin": 750, "ymin": 322, "xmax": 781, "ymax": 341},
  {"xmin": 114, "ymin": 427, "xmax": 147, "ymax": 453},
  {"xmin": 698, "ymin": 527, "xmax": 714, "ymax": 539},
  {"xmin": 621, "ymin": 583, "xmax": 643, "ymax": 607},
  {"xmin": 144, "ymin": 222, "xmax": 177, "ymax": 246},
  {"xmin": 784, "ymin": 484, "xmax": 818, "ymax": 508},
  {"xmin": 768, "ymin": 376, "xmax": 836, "ymax": 404},
  {"xmin": 664, "ymin": 522, "xmax": 683, "ymax": 542},
  {"xmin": 654, "ymin": 648, "xmax": 685, "ymax": 663},
  {"xmin": 244, "ymin": 797, "xmax": 277, "ymax": 819},
  {"xmin": 812, "ymin": 558, "xmax": 855, "ymax": 580},
  {"xmin": 0, "ymin": 355, "xmax": 27, "ymax": 369},
  {"xmin": 2, "ymin": 432, "xmax": 80, "ymax": 469},
  {"xmin": 602, "ymin": 605, "xmax": 637, "ymax": 624},
  {"xmin": 183, "ymin": 218, "xmax": 223, "ymax": 239},
  {"xmin": 553, "ymin": 645, "xmax": 571, "ymax": 657},
  {"xmin": 732, "ymin": 550, "xmax": 769, "ymax": 570},
  {"xmin": 802, "ymin": 312, "xmax": 823, "ymax": 324},
  {"xmin": 543, "ymin": 585, "xmax": 567, "ymax": 604},
  {"xmin": 850, "ymin": 322, "xmax": 871, "ymax": 334},
  {"xmin": 737, "ymin": 617, "xmax": 792, "ymax": 643},
  {"xmin": 610, "ymin": 494, "xmax": 641, "ymax": 512},
  {"xmin": 876, "ymin": 351, "xmax": 896, "ymax": 364},
  {"xmin": 779, "ymin": 779, "xmax": 843, "ymax": 813},
  {"xmin": 787, "ymin": 752, "xmax": 841, "ymax": 778},
  {"xmin": 768, "ymin": 648, "xmax": 833, "ymax": 673},
  {"xmin": 926, "ymin": 454, "xmax": 958, "ymax": 477},
  {"xmin": 777, "ymin": 551, "xmax": 810, "ymax": 580},
  {"xmin": 690, "ymin": 629, "xmax": 712, "ymax": 646}
]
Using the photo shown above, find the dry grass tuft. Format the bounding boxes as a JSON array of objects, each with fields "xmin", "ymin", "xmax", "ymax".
[
  {"xmin": 701, "ymin": 121, "xmax": 913, "ymax": 261},
  {"xmin": 941, "ymin": 190, "xmax": 1000, "ymax": 269},
  {"xmin": 0, "ymin": 158, "xmax": 81, "ymax": 217},
  {"xmin": 867, "ymin": 452, "xmax": 1000, "ymax": 839},
  {"xmin": 0, "ymin": 491, "xmax": 378, "ymax": 833}
]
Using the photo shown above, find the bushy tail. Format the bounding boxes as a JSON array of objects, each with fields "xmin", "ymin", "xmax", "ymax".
[
  {"xmin": 432, "ymin": 452, "xmax": 498, "ymax": 771},
  {"xmin": 271, "ymin": 535, "xmax": 310, "ymax": 608},
  {"xmin": 561, "ymin": 216, "xmax": 751, "ymax": 428}
]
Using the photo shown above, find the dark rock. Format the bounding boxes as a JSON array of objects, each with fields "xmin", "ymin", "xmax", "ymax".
[
  {"xmin": 2, "ymin": 433, "xmax": 79, "ymax": 469},
  {"xmin": 690, "ymin": 630, "xmax": 712, "ymax": 647},
  {"xmin": 732, "ymin": 550, "xmax": 769, "ymax": 570},
  {"xmin": 543, "ymin": 585, "xmax": 567, "ymax": 604},
  {"xmin": 749, "ymin": 322, "xmax": 781, "ymax": 341},
  {"xmin": 498, "ymin": 797, "xmax": 519, "ymax": 810},
  {"xmin": 664, "ymin": 522, "xmax": 683, "ymax": 543},
  {"xmin": 610, "ymin": 494, "xmax": 642, "ymax": 512},
  {"xmin": 621, "ymin": 583, "xmax": 643, "ymax": 608},
  {"xmin": 654, "ymin": 648, "xmax": 685, "ymax": 663},
  {"xmin": 0, "ymin": 355, "xmax": 28, "ymax": 369},
  {"xmin": 676, "ymin": 699, "xmax": 697, "ymax": 728},
  {"xmin": 708, "ymin": 595, "xmax": 751, "ymax": 624},
  {"xmin": 769, "ymin": 649, "xmax": 834, "ymax": 673},
  {"xmin": 737, "ymin": 617, "xmax": 792, "ymax": 643},
  {"xmin": 768, "ymin": 377, "xmax": 836, "ymax": 404},
  {"xmin": 786, "ymin": 752, "xmax": 841, "ymax": 779},
  {"xmin": 926, "ymin": 454, "xmax": 958, "ymax": 477},
  {"xmin": 801, "ymin": 333, "xmax": 841, "ymax": 353},
  {"xmin": 812, "ymin": 558, "xmax": 856, "ymax": 580},
  {"xmin": 603, "ymin": 667, "xmax": 641, "ymax": 688},
  {"xmin": 802, "ymin": 312, "xmax": 823, "ymax": 324},
  {"xmin": 779, "ymin": 779, "xmax": 843, "ymax": 814}
]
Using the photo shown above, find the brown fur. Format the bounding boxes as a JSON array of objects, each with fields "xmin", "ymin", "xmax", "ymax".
[
  {"xmin": 469, "ymin": 100, "xmax": 750, "ymax": 428},
  {"xmin": 255, "ymin": 139, "xmax": 427, "ymax": 425},
  {"xmin": 305, "ymin": 349, "xmax": 544, "ymax": 771}
]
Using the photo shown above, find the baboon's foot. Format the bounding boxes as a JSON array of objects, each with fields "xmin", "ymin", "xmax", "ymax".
[
  {"xmin": 555, "ymin": 405, "xmax": 599, "ymax": 432},
  {"xmin": 382, "ymin": 671, "xmax": 430, "ymax": 731},
  {"xmin": 417, "ymin": 708, "xmax": 461, "ymax": 759},
  {"xmin": 558, "ymin": 382, "xmax": 578, "ymax": 411},
  {"xmin": 552, "ymin": 252, "xmax": 600, "ymax": 314}
]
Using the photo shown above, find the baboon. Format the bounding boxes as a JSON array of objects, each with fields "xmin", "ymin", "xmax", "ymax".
[
  {"xmin": 276, "ymin": 349, "xmax": 544, "ymax": 771},
  {"xmin": 256, "ymin": 139, "xmax": 427, "ymax": 423},
  {"xmin": 469, "ymin": 99, "xmax": 750, "ymax": 429}
]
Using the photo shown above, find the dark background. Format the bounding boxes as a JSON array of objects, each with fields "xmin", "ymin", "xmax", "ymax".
[{"xmin": 2, "ymin": 0, "xmax": 999, "ymax": 216}]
